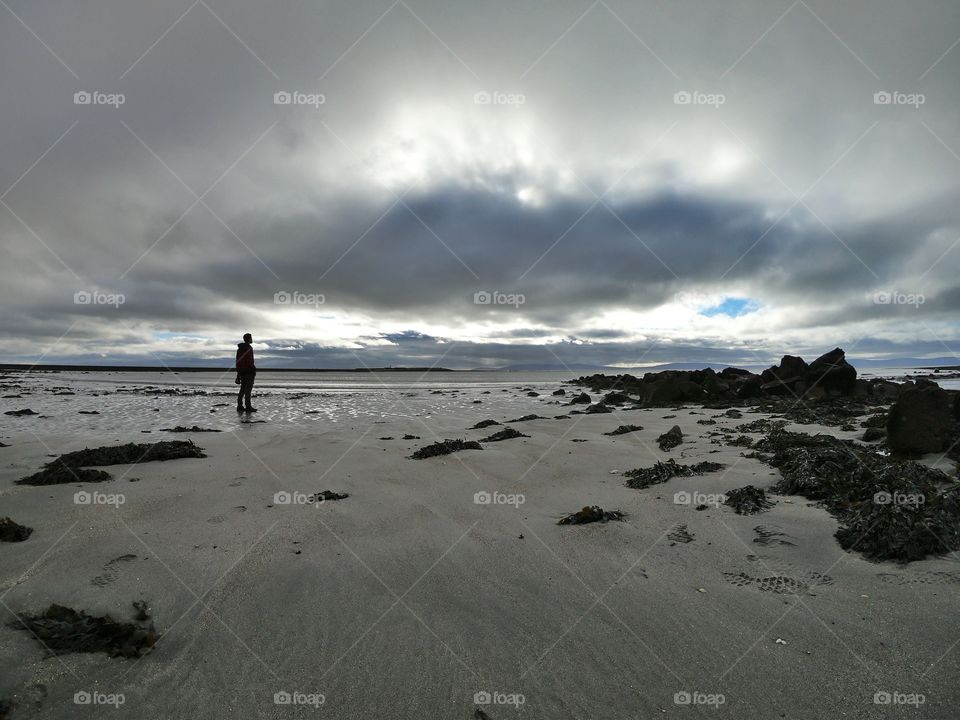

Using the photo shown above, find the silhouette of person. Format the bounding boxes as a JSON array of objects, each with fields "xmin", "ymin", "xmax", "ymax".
[{"xmin": 236, "ymin": 333, "xmax": 257, "ymax": 412}]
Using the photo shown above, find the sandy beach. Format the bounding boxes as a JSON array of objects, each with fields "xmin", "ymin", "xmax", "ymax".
[{"xmin": 1, "ymin": 369, "xmax": 957, "ymax": 719}]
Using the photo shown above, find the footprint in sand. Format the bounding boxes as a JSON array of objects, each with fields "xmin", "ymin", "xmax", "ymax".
[
  {"xmin": 877, "ymin": 570, "xmax": 960, "ymax": 586},
  {"xmin": 91, "ymin": 554, "xmax": 138, "ymax": 587},
  {"xmin": 207, "ymin": 506, "xmax": 247, "ymax": 523},
  {"xmin": 752, "ymin": 525, "xmax": 795, "ymax": 547},
  {"xmin": 723, "ymin": 564, "xmax": 833, "ymax": 594},
  {"xmin": 667, "ymin": 523, "xmax": 694, "ymax": 544}
]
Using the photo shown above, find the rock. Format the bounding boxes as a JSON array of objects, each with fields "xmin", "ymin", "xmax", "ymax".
[
  {"xmin": 887, "ymin": 381, "xmax": 953, "ymax": 454},
  {"xmin": 552, "ymin": 389, "xmax": 566, "ymax": 396},
  {"xmin": 862, "ymin": 427, "xmax": 886, "ymax": 443},
  {"xmin": 584, "ymin": 403, "xmax": 612, "ymax": 414},
  {"xmin": 736, "ymin": 376, "xmax": 763, "ymax": 399},
  {"xmin": 10, "ymin": 604, "xmax": 156, "ymax": 658},
  {"xmin": 569, "ymin": 392, "xmax": 591, "ymax": 404},
  {"xmin": 657, "ymin": 425, "xmax": 683, "ymax": 451},
  {"xmin": 806, "ymin": 347, "xmax": 857, "ymax": 395},
  {"xmin": 602, "ymin": 391, "xmax": 631, "ymax": 405},
  {"xmin": 4, "ymin": 409, "xmax": 37, "ymax": 416},
  {"xmin": 471, "ymin": 419, "xmax": 501, "ymax": 429},
  {"xmin": 603, "ymin": 424, "xmax": 643, "ymax": 436},
  {"xmin": 526, "ymin": 391, "xmax": 539, "ymax": 397}
]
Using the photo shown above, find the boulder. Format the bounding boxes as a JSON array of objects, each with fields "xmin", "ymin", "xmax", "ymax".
[
  {"xmin": 886, "ymin": 380, "xmax": 952, "ymax": 454},
  {"xmin": 806, "ymin": 347, "xmax": 857, "ymax": 395}
]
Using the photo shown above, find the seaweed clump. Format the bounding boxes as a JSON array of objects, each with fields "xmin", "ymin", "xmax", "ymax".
[
  {"xmin": 756, "ymin": 429, "xmax": 960, "ymax": 562},
  {"xmin": 17, "ymin": 440, "xmax": 206, "ymax": 486},
  {"xmin": 410, "ymin": 439, "xmax": 482, "ymax": 459},
  {"xmin": 11, "ymin": 604, "xmax": 156, "ymax": 658},
  {"xmin": 724, "ymin": 486, "xmax": 775, "ymax": 515},
  {"xmin": 481, "ymin": 427, "xmax": 529, "ymax": 442},
  {"xmin": 624, "ymin": 459, "xmax": 724, "ymax": 489},
  {"xmin": 558, "ymin": 506, "xmax": 625, "ymax": 525}
]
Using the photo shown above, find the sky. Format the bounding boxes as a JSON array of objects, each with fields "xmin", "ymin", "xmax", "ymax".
[{"xmin": 1, "ymin": 0, "xmax": 959, "ymax": 369}]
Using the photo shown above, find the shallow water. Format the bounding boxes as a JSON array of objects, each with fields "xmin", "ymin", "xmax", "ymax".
[{"xmin": 0, "ymin": 370, "xmax": 568, "ymax": 436}]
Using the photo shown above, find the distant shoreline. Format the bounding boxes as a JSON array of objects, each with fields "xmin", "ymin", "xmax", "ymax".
[{"xmin": 0, "ymin": 364, "xmax": 458, "ymax": 373}]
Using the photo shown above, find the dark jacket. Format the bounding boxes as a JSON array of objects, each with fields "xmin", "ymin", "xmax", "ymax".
[{"xmin": 236, "ymin": 342, "xmax": 256, "ymax": 372}]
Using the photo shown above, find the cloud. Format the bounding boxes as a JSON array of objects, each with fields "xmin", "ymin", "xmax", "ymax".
[{"xmin": 2, "ymin": 0, "xmax": 959, "ymax": 366}]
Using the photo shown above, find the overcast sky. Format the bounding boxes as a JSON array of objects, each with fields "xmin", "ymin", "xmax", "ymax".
[{"xmin": 1, "ymin": 0, "xmax": 958, "ymax": 369}]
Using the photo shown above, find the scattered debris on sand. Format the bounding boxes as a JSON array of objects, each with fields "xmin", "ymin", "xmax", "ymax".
[
  {"xmin": 78, "ymin": 410, "xmax": 100, "ymax": 415},
  {"xmin": 724, "ymin": 486, "xmax": 775, "ymax": 514},
  {"xmin": 481, "ymin": 427, "xmax": 529, "ymax": 442},
  {"xmin": 161, "ymin": 426, "xmax": 221, "ymax": 433},
  {"xmin": 624, "ymin": 459, "xmax": 724, "ymax": 489},
  {"xmin": 657, "ymin": 425, "xmax": 684, "ymax": 451},
  {"xmin": 603, "ymin": 424, "xmax": 643, "ymax": 436},
  {"xmin": 11, "ymin": 603, "xmax": 156, "ymax": 658},
  {"xmin": 0, "ymin": 518, "xmax": 33, "ymax": 542},
  {"xmin": 471, "ymin": 419, "xmax": 501, "ymax": 429},
  {"xmin": 558, "ymin": 506, "xmax": 625, "ymax": 525},
  {"xmin": 17, "ymin": 440, "xmax": 206, "ymax": 486},
  {"xmin": 402, "ymin": 434, "xmax": 420, "ymax": 440},
  {"xmin": 506, "ymin": 414, "xmax": 546, "ymax": 422},
  {"xmin": 315, "ymin": 490, "xmax": 349, "ymax": 501},
  {"xmin": 410, "ymin": 439, "xmax": 483, "ymax": 459}
]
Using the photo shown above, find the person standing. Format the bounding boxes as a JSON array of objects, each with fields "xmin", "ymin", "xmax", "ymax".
[{"xmin": 235, "ymin": 333, "xmax": 257, "ymax": 412}]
